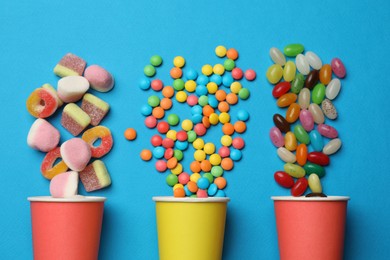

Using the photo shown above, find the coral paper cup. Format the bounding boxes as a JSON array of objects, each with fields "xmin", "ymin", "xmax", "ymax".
[
  {"xmin": 153, "ymin": 196, "xmax": 230, "ymax": 260},
  {"xmin": 28, "ymin": 196, "xmax": 106, "ymax": 260},
  {"xmin": 272, "ymin": 196, "xmax": 350, "ymax": 260}
]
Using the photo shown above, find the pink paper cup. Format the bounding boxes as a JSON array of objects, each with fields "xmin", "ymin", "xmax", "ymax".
[
  {"xmin": 28, "ymin": 196, "xmax": 106, "ymax": 260},
  {"xmin": 272, "ymin": 196, "xmax": 349, "ymax": 260}
]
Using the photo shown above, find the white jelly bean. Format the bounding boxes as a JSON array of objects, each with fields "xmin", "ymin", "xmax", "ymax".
[
  {"xmin": 305, "ymin": 51, "xmax": 322, "ymax": 70},
  {"xmin": 308, "ymin": 174, "xmax": 322, "ymax": 193},
  {"xmin": 326, "ymin": 78, "xmax": 341, "ymax": 100},
  {"xmin": 298, "ymin": 88, "xmax": 310, "ymax": 109},
  {"xmin": 323, "ymin": 138, "xmax": 342, "ymax": 155},
  {"xmin": 309, "ymin": 103, "xmax": 325, "ymax": 124},
  {"xmin": 321, "ymin": 99, "xmax": 338, "ymax": 120},
  {"xmin": 295, "ymin": 54, "xmax": 310, "ymax": 75},
  {"xmin": 270, "ymin": 47, "xmax": 286, "ymax": 66},
  {"xmin": 277, "ymin": 147, "xmax": 296, "ymax": 163}
]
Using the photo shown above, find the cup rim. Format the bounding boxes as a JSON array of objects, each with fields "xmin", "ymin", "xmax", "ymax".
[
  {"xmin": 152, "ymin": 196, "xmax": 230, "ymax": 203},
  {"xmin": 271, "ymin": 195, "xmax": 350, "ymax": 201},
  {"xmin": 27, "ymin": 196, "xmax": 106, "ymax": 202}
]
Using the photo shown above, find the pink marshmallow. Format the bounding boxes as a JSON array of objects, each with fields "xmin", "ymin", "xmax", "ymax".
[
  {"xmin": 27, "ymin": 118, "xmax": 60, "ymax": 152},
  {"xmin": 84, "ymin": 65, "xmax": 114, "ymax": 92},
  {"xmin": 50, "ymin": 171, "xmax": 79, "ymax": 198},
  {"xmin": 60, "ymin": 138, "xmax": 91, "ymax": 171},
  {"xmin": 57, "ymin": 76, "xmax": 90, "ymax": 103}
]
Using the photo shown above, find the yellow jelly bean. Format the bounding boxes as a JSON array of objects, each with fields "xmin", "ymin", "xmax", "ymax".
[
  {"xmin": 284, "ymin": 131, "xmax": 297, "ymax": 151},
  {"xmin": 219, "ymin": 112, "xmax": 230, "ymax": 124},
  {"xmin": 209, "ymin": 113, "xmax": 219, "ymax": 125},
  {"xmin": 190, "ymin": 173, "xmax": 201, "ymax": 182},
  {"xmin": 181, "ymin": 119, "xmax": 193, "ymax": 131},
  {"xmin": 194, "ymin": 150, "xmax": 206, "ymax": 161},
  {"xmin": 213, "ymin": 64, "xmax": 225, "ymax": 75},
  {"xmin": 185, "ymin": 80, "xmax": 197, "ymax": 92},
  {"xmin": 308, "ymin": 173, "xmax": 322, "ymax": 193},
  {"xmin": 209, "ymin": 154, "xmax": 222, "ymax": 166},
  {"xmin": 203, "ymin": 142, "xmax": 216, "ymax": 154},
  {"xmin": 283, "ymin": 61, "xmax": 296, "ymax": 82},
  {"xmin": 166, "ymin": 130, "xmax": 177, "ymax": 141},
  {"xmin": 202, "ymin": 64, "xmax": 213, "ymax": 76},
  {"xmin": 171, "ymin": 163, "xmax": 183, "ymax": 175},
  {"xmin": 221, "ymin": 135, "xmax": 233, "ymax": 146},
  {"xmin": 175, "ymin": 91, "xmax": 187, "ymax": 103},
  {"xmin": 230, "ymin": 81, "xmax": 242, "ymax": 94},
  {"xmin": 207, "ymin": 82, "xmax": 218, "ymax": 94},
  {"xmin": 266, "ymin": 64, "xmax": 283, "ymax": 84},
  {"xmin": 193, "ymin": 138, "xmax": 205, "ymax": 150}
]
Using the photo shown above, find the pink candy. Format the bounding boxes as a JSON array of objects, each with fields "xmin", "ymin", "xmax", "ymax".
[
  {"xmin": 84, "ymin": 65, "xmax": 114, "ymax": 92},
  {"xmin": 60, "ymin": 138, "xmax": 91, "ymax": 172},
  {"xmin": 49, "ymin": 171, "xmax": 79, "ymax": 198},
  {"xmin": 269, "ymin": 127, "xmax": 285, "ymax": 147},
  {"xmin": 27, "ymin": 118, "xmax": 60, "ymax": 152},
  {"xmin": 331, "ymin": 58, "xmax": 346, "ymax": 78},
  {"xmin": 299, "ymin": 109, "xmax": 314, "ymax": 131}
]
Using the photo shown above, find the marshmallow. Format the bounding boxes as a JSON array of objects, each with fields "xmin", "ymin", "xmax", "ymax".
[
  {"xmin": 60, "ymin": 138, "xmax": 91, "ymax": 171},
  {"xmin": 53, "ymin": 53, "xmax": 86, "ymax": 78},
  {"xmin": 27, "ymin": 118, "xmax": 60, "ymax": 152},
  {"xmin": 50, "ymin": 171, "xmax": 79, "ymax": 198},
  {"xmin": 61, "ymin": 103, "xmax": 91, "ymax": 136},
  {"xmin": 57, "ymin": 76, "xmax": 89, "ymax": 103},
  {"xmin": 84, "ymin": 65, "xmax": 114, "ymax": 92},
  {"xmin": 80, "ymin": 160, "xmax": 111, "ymax": 192},
  {"xmin": 81, "ymin": 93, "xmax": 110, "ymax": 126}
]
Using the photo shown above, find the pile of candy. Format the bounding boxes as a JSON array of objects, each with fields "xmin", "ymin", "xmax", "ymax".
[
  {"xmin": 136, "ymin": 46, "xmax": 256, "ymax": 197},
  {"xmin": 26, "ymin": 53, "xmax": 114, "ymax": 197},
  {"xmin": 268, "ymin": 44, "xmax": 345, "ymax": 196}
]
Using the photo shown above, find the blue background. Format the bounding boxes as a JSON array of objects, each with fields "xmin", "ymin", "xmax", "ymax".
[{"xmin": 1, "ymin": 0, "xmax": 389, "ymax": 259}]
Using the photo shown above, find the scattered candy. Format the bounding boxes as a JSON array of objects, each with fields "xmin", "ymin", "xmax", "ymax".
[
  {"xmin": 124, "ymin": 128, "xmax": 137, "ymax": 141},
  {"xmin": 27, "ymin": 118, "xmax": 60, "ymax": 152},
  {"xmin": 82, "ymin": 126, "xmax": 113, "ymax": 158},
  {"xmin": 53, "ymin": 53, "xmax": 86, "ymax": 78},
  {"xmin": 60, "ymin": 138, "xmax": 91, "ymax": 172},
  {"xmin": 57, "ymin": 76, "xmax": 90, "ymax": 103},
  {"xmin": 84, "ymin": 65, "xmax": 114, "ymax": 92},
  {"xmin": 49, "ymin": 171, "xmax": 79, "ymax": 198},
  {"xmin": 81, "ymin": 93, "xmax": 110, "ymax": 126},
  {"xmin": 79, "ymin": 160, "xmax": 111, "ymax": 192},
  {"xmin": 61, "ymin": 103, "xmax": 91, "ymax": 136}
]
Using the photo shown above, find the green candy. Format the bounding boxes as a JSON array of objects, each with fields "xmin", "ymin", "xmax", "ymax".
[
  {"xmin": 147, "ymin": 95, "xmax": 160, "ymax": 107},
  {"xmin": 150, "ymin": 55, "xmax": 163, "ymax": 67},
  {"xmin": 291, "ymin": 73, "xmax": 304, "ymax": 94},
  {"xmin": 166, "ymin": 174, "xmax": 178, "ymax": 186},
  {"xmin": 312, "ymin": 83, "xmax": 326, "ymax": 104},
  {"xmin": 239, "ymin": 88, "xmax": 250, "ymax": 100},
  {"xmin": 198, "ymin": 95, "xmax": 209, "ymax": 106},
  {"xmin": 304, "ymin": 163, "xmax": 326, "ymax": 178},
  {"xmin": 187, "ymin": 131, "xmax": 197, "ymax": 143},
  {"xmin": 211, "ymin": 166, "xmax": 223, "ymax": 177},
  {"xmin": 283, "ymin": 44, "xmax": 304, "ymax": 57},
  {"xmin": 224, "ymin": 59, "xmax": 235, "ymax": 71},
  {"xmin": 173, "ymin": 79, "xmax": 185, "ymax": 91},
  {"xmin": 294, "ymin": 124, "xmax": 310, "ymax": 144},
  {"xmin": 203, "ymin": 173, "xmax": 214, "ymax": 183},
  {"xmin": 167, "ymin": 114, "xmax": 180, "ymax": 126},
  {"xmin": 174, "ymin": 150, "xmax": 183, "ymax": 161},
  {"xmin": 284, "ymin": 163, "xmax": 306, "ymax": 178},
  {"xmin": 144, "ymin": 65, "xmax": 156, "ymax": 77}
]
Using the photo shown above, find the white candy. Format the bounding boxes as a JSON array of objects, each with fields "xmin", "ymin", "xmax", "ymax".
[
  {"xmin": 326, "ymin": 78, "xmax": 341, "ymax": 100},
  {"xmin": 309, "ymin": 103, "xmax": 325, "ymax": 124},
  {"xmin": 323, "ymin": 138, "xmax": 342, "ymax": 155},
  {"xmin": 270, "ymin": 47, "xmax": 286, "ymax": 66},
  {"xmin": 57, "ymin": 76, "xmax": 89, "ymax": 103},
  {"xmin": 298, "ymin": 88, "xmax": 311, "ymax": 109},
  {"xmin": 277, "ymin": 147, "xmax": 296, "ymax": 163},
  {"xmin": 295, "ymin": 54, "xmax": 310, "ymax": 75},
  {"xmin": 305, "ymin": 51, "xmax": 322, "ymax": 70}
]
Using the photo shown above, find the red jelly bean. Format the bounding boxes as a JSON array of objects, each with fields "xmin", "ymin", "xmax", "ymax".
[
  {"xmin": 274, "ymin": 171, "xmax": 294, "ymax": 188},
  {"xmin": 272, "ymin": 81, "xmax": 291, "ymax": 98},
  {"xmin": 291, "ymin": 177, "xmax": 308, "ymax": 197},
  {"xmin": 307, "ymin": 152, "xmax": 330, "ymax": 166}
]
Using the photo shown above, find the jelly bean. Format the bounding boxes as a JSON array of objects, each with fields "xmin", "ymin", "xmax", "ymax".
[
  {"xmin": 272, "ymin": 81, "xmax": 291, "ymax": 98},
  {"xmin": 319, "ymin": 64, "xmax": 332, "ymax": 85},
  {"xmin": 284, "ymin": 131, "xmax": 297, "ymax": 151},
  {"xmin": 296, "ymin": 144, "xmax": 308, "ymax": 166},
  {"xmin": 331, "ymin": 58, "xmax": 346, "ymax": 78},
  {"xmin": 317, "ymin": 123, "xmax": 338, "ymax": 138},
  {"xmin": 295, "ymin": 54, "xmax": 310, "ymax": 75},
  {"xmin": 298, "ymin": 88, "xmax": 310, "ymax": 109},
  {"xmin": 323, "ymin": 138, "xmax": 342, "ymax": 155},
  {"xmin": 312, "ymin": 83, "xmax": 326, "ymax": 105},
  {"xmin": 270, "ymin": 127, "xmax": 285, "ymax": 147},
  {"xmin": 277, "ymin": 93, "xmax": 297, "ymax": 107},
  {"xmin": 284, "ymin": 163, "xmax": 305, "ymax": 178},
  {"xmin": 305, "ymin": 51, "xmax": 322, "ymax": 70},
  {"xmin": 304, "ymin": 69, "xmax": 319, "ymax": 90},
  {"xmin": 321, "ymin": 99, "xmax": 338, "ymax": 120},
  {"xmin": 299, "ymin": 109, "xmax": 314, "ymax": 131},
  {"xmin": 291, "ymin": 73, "xmax": 304, "ymax": 94},
  {"xmin": 266, "ymin": 64, "xmax": 283, "ymax": 84},
  {"xmin": 283, "ymin": 61, "xmax": 296, "ymax": 82},
  {"xmin": 308, "ymin": 103, "xmax": 325, "ymax": 124},
  {"xmin": 274, "ymin": 171, "xmax": 294, "ymax": 188},
  {"xmin": 291, "ymin": 177, "xmax": 308, "ymax": 197},
  {"xmin": 293, "ymin": 124, "xmax": 310, "ymax": 144},
  {"xmin": 309, "ymin": 130, "xmax": 324, "ymax": 152},
  {"xmin": 277, "ymin": 147, "xmax": 296, "ymax": 163},
  {"xmin": 285, "ymin": 103, "xmax": 300, "ymax": 123},
  {"xmin": 326, "ymin": 78, "xmax": 341, "ymax": 100},
  {"xmin": 273, "ymin": 114, "xmax": 290, "ymax": 133},
  {"xmin": 283, "ymin": 43, "xmax": 304, "ymax": 57},
  {"xmin": 307, "ymin": 152, "xmax": 330, "ymax": 166},
  {"xmin": 308, "ymin": 174, "xmax": 322, "ymax": 193},
  {"xmin": 269, "ymin": 47, "xmax": 286, "ymax": 65},
  {"xmin": 303, "ymin": 162, "xmax": 325, "ymax": 178}
]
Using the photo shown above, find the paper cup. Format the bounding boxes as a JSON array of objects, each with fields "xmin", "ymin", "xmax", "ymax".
[
  {"xmin": 272, "ymin": 196, "xmax": 349, "ymax": 260},
  {"xmin": 28, "ymin": 196, "xmax": 106, "ymax": 260},
  {"xmin": 153, "ymin": 196, "xmax": 230, "ymax": 260}
]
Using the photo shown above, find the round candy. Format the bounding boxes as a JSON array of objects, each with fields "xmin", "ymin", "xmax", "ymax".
[
  {"xmin": 144, "ymin": 116, "xmax": 157, "ymax": 128},
  {"xmin": 197, "ymin": 75, "xmax": 209, "ymax": 85},
  {"xmin": 215, "ymin": 45, "xmax": 227, "ymax": 57},
  {"xmin": 150, "ymin": 55, "xmax": 163, "ymax": 67},
  {"xmin": 176, "ymin": 91, "xmax": 188, "ymax": 103},
  {"xmin": 232, "ymin": 137, "xmax": 245, "ymax": 149},
  {"xmin": 221, "ymin": 135, "xmax": 233, "ymax": 146},
  {"xmin": 140, "ymin": 149, "xmax": 152, "ymax": 161},
  {"xmin": 82, "ymin": 126, "xmax": 113, "ymax": 158},
  {"xmin": 157, "ymin": 121, "xmax": 170, "ymax": 134},
  {"xmin": 174, "ymin": 150, "xmax": 184, "ymax": 161},
  {"xmin": 141, "ymin": 104, "xmax": 152, "ymax": 116},
  {"xmin": 210, "ymin": 74, "xmax": 222, "ymax": 85},
  {"xmin": 185, "ymin": 68, "xmax": 198, "ymax": 80},
  {"xmin": 230, "ymin": 149, "xmax": 242, "ymax": 161},
  {"xmin": 202, "ymin": 64, "xmax": 213, "ymax": 76},
  {"xmin": 209, "ymin": 154, "xmax": 222, "ymax": 165},
  {"xmin": 178, "ymin": 172, "xmax": 190, "ymax": 185},
  {"xmin": 173, "ymin": 56, "xmax": 185, "ymax": 68},
  {"xmin": 211, "ymin": 166, "xmax": 224, "ymax": 177},
  {"xmin": 167, "ymin": 114, "xmax": 180, "ymax": 126},
  {"xmin": 151, "ymin": 135, "xmax": 163, "ymax": 146},
  {"xmin": 153, "ymin": 146, "xmax": 165, "ymax": 159},
  {"xmin": 147, "ymin": 95, "xmax": 160, "ymax": 107},
  {"xmin": 208, "ymin": 183, "xmax": 218, "ymax": 196},
  {"xmin": 237, "ymin": 109, "xmax": 249, "ymax": 121},
  {"xmin": 167, "ymin": 129, "xmax": 177, "ymax": 140},
  {"xmin": 170, "ymin": 67, "xmax": 182, "ymax": 79},
  {"xmin": 214, "ymin": 176, "xmax": 227, "ymax": 189},
  {"xmin": 245, "ymin": 69, "xmax": 256, "ymax": 81},
  {"xmin": 232, "ymin": 67, "xmax": 243, "ymax": 80},
  {"xmin": 139, "ymin": 78, "xmax": 151, "ymax": 90},
  {"xmin": 186, "ymin": 95, "xmax": 198, "ymax": 106},
  {"xmin": 162, "ymin": 138, "xmax": 175, "ymax": 148},
  {"xmin": 204, "ymin": 142, "xmax": 216, "ymax": 154},
  {"xmin": 173, "ymin": 79, "xmax": 185, "ymax": 91},
  {"xmin": 197, "ymin": 177, "xmax": 210, "ymax": 189},
  {"xmin": 194, "ymin": 149, "xmax": 206, "ymax": 161},
  {"xmin": 144, "ymin": 65, "xmax": 156, "ymax": 77},
  {"xmin": 226, "ymin": 48, "xmax": 239, "ymax": 60},
  {"xmin": 187, "ymin": 131, "xmax": 197, "ymax": 143},
  {"xmin": 151, "ymin": 79, "xmax": 163, "ymax": 91},
  {"xmin": 155, "ymin": 160, "xmax": 167, "ymax": 172},
  {"xmin": 224, "ymin": 59, "xmax": 235, "ymax": 71},
  {"xmin": 194, "ymin": 123, "xmax": 207, "ymax": 136},
  {"xmin": 124, "ymin": 128, "xmax": 137, "ymax": 140},
  {"xmin": 152, "ymin": 106, "xmax": 165, "ymax": 119},
  {"xmin": 166, "ymin": 174, "xmax": 178, "ymax": 186},
  {"xmin": 218, "ymin": 146, "xmax": 230, "ymax": 158},
  {"xmin": 162, "ymin": 86, "xmax": 175, "ymax": 98}
]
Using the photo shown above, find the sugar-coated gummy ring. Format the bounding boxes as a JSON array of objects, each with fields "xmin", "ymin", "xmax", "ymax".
[
  {"xmin": 26, "ymin": 88, "xmax": 58, "ymax": 118},
  {"xmin": 82, "ymin": 126, "xmax": 113, "ymax": 158},
  {"xmin": 40, "ymin": 147, "xmax": 68, "ymax": 179}
]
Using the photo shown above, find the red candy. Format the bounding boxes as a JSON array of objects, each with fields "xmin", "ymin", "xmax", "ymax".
[
  {"xmin": 41, "ymin": 147, "xmax": 69, "ymax": 180},
  {"xmin": 151, "ymin": 135, "xmax": 163, "ymax": 146},
  {"xmin": 307, "ymin": 152, "xmax": 330, "ymax": 166},
  {"xmin": 244, "ymin": 69, "xmax": 256, "ymax": 81},
  {"xmin": 178, "ymin": 172, "xmax": 190, "ymax": 185},
  {"xmin": 194, "ymin": 123, "xmax": 207, "ymax": 136},
  {"xmin": 176, "ymin": 131, "xmax": 188, "ymax": 141},
  {"xmin": 232, "ymin": 137, "xmax": 245, "ymax": 150},
  {"xmin": 218, "ymin": 146, "xmax": 230, "ymax": 158},
  {"xmin": 272, "ymin": 82, "xmax": 291, "ymax": 98},
  {"xmin": 157, "ymin": 121, "xmax": 170, "ymax": 134},
  {"xmin": 145, "ymin": 116, "xmax": 157, "ymax": 128},
  {"xmin": 164, "ymin": 148, "xmax": 174, "ymax": 160},
  {"xmin": 162, "ymin": 138, "xmax": 174, "ymax": 149},
  {"xmin": 291, "ymin": 177, "xmax": 308, "ymax": 197},
  {"xmin": 196, "ymin": 189, "xmax": 208, "ymax": 198},
  {"xmin": 274, "ymin": 171, "xmax": 294, "ymax": 188},
  {"xmin": 151, "ymin": 79, "xmax": 164, "ymax": 91},
  {"xmin": 155, "ymin": 160, "xmax": 167, "ymax": 172},
  {"xmin": 231, "ymin": 68, "xmax": 243, "ymax": 80}
]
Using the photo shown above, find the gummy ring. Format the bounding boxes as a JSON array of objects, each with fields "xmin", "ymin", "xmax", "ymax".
[
  {"xmin": 41, "ymin": 147, "xmax": 68, "ymax": 179},
  {"xmin": 82, "ymin": 126, "xmax": 113, "ymax": 158},
  {"xmin": 26, "ymin": 88, "xmax": 58, "ymax": 118}
]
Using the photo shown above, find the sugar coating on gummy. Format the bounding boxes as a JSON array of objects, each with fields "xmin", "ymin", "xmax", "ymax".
[
  {"xmin": 42, "ymin": 83, "xmax": 63, "ymax": 107},
  {"xmin": 82, "ymin": 126, "xmax": 113, "ymax": 158},
  {"xmin": 26, "ymin": 87, "xmax": 58, "ymax": 118},
  {"xmin": 61, "ymin": 103, "xmax": 91, "ymax": 136},
  {"xmin": 41, "ymin": 147, "xmax": 68, "ymax": 179},
  {"xmin": 79, "ymin": 160, "xmax": 111, "ymax": 192},
  {"xmin": 53, "ymin": 53, "xmax": 86, "ymax": 78},
  {"xmin": 27, "ymin": 118, "xmax": 60, "ymax": 152},
  {"xmin": 60, "ymin": 138, "xmax": 91, "ymax": 172},
  {"xmin": 81, "ymin": 93, "xmax": 110, "ymax": 126},
  {"xmin": 57, "ymin": 76, "xmax": 90, "ymax": 103},
  {"xmin": 50, "ymin": 171, "xmax": 79, "ymax": 198},
  {"xmin": 84, "ymin": 65, "xmax": 114, "ymax": 92}
]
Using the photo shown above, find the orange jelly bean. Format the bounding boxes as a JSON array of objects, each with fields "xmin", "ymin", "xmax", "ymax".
[
  {"xmin": 319, "ymin": 64, "xmax": 332, "ymax": 85},
  {"xmin": 284, "ymin": 131, "xmax": 297, "ymax": 151},
  {"xmin": 277, "ymin": 93, "xmax": 297, "ymax": 107},
  {"xmin": 296, "ymin": 143, "xmax": 308, "ymax": 166},
  {"xmin": 285, "ymin": 103, "xmax": 300, "ymax": 123}
]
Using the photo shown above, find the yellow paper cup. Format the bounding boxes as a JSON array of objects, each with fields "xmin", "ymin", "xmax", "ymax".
[
  {"xmin": 272, "ymin": 196, "xmax": 349, "ymax": 260},
  {"xmin": 153, "ymin": 196, "xmax": 230, "ymax": 260}
]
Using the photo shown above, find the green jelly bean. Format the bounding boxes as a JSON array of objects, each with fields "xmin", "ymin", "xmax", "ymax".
[
  {"xmin": 284, "ymin": 162, "xmax": 306, "ymax": 178},
  {"xmin": 291, "ymin": 73, "xmax": 304, "ymax": 94},
  {"xmin": 283, "ymin": 44, "xmax": 304, "ymax": 57},
  {"xmin": 294, "ymin": 124, "xmax": 310, "ymax": 144},
  {"xmin": 303, "ymin": 162, "xmax": 326, "ymax": 178},
  {"xmin": 312, "ymin": 83, "xmax": 326, "ymax": 104}
]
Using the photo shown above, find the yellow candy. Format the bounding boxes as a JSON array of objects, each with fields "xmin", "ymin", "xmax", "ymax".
[
  {"xmin": 213, "ymin": 64, "xmax": 225, "ymax": 75},
  {"xmin": 173, "ymin": 183, "xmax": 184, "ymax": 190},
  {"xmin": 219, "ymin": 112, "xmax": 230, "ymax": 124},
  {"xmin": 209, "ymin": 113, "xmax": 219, "ymax": 125},
  {"xmin": 173, "ymin": 56, "xmax": 185, "ymax": 68},
  {"xmin": 202, "ymin": 64, "xmax": 213, "ymax": 76},
  {"xmin": 221, "ymin": 135, "xmax": 233, "ymax": 146},
  {"xmin": 209, "ymin": 153, "xmax": 222, "ymax": 166},
  {"xmin": 207, "ymin": 82, "xmax": 218, "ymax": 94},
  {"xmin": 166, "ymin": 130, "xmax": 177, "ymax": 141},
  {"xmin": 308, "ymin": 173, "xmax": 322, "ymax": 193},
  {"xmin": 194, "ymin": 150, "xmax": 206, "ymax": 161},
  {"xmin": 203, "ymin": 143, "xmax": 216, "ymax": 155},
  {"xmin": 185, "ymin": 80, "xmax": 197, "ymax": 92},
  {"xmin": 175, "ymin": 91, "xmax": 187, "ymax": 103},
  {"xmin": 190, "ymin": 173, "xmax": 201, "ymax": 182},
  {"xmin": 283, "ymin": 61, "xmax": 296, "ymax": 82},
  {"xmin": 171, "ymin": 163, "xmax": 183, "ymax": 175},
  {"xmin": 266, "ymin": 64, "xmax": 283, "ymax": 84},
  {"xmin": 193, "ymin": 138, "xmax": 205, "ymax": 150},
  {"xmin": 285, "ymin": 131, "xmax": 298, "ymax": 151},
  {"xmin": 230, "ymin": 81, "xmax": 242, "ymax": 94},
  {"xmin": 181, "ymin": 119, "xmax": 193, "ymax": 131},
  {"xmin": 215, "ymin": 45, "xmax": 227, "ymax": 57}
]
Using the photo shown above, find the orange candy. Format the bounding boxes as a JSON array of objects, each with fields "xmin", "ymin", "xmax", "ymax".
[
  {"xmin": 296, "ymin": 144, "xmax": 308, "ymax": 166},
  {"xmin": 190, "ymin": 161, "xmax": 201, "ymax": 173},
  {"xmin": 200, "ymin": 160, "xmax": 212, "ymax": 172},
  {"xmin": 215, "ymin": 89, "xmax": 227, "ymax": 101},
  {"xmin": 226, "ymin": 48, "xmax": 239, "ymax": 60},
  {"xmin": 285, "ymin": 103, "xmax": 300, "ymax": 123},
  {"xmin": 162, "ymin": 86, "xmax": 175, "ymax": 98},
  {"xmin": 152, "ymin": 106, "xmax": 165, "ymax": 119},
  {"xmin": 226, "ymin": 93, "xmax": 238, "ymax": 105},
  {"xmin": 234, "ymin": 121, "xmax": 246, "ymax": 133},
  {"xmin": 124, "ymin": 128, "xmax": 137, "ymax": 140},
  {"xmin": 222, "ymin": 123, "xmax": 235, "ymax": 135},
  {"xmin": 319, "ymin": 64, "xmax": 332, "ymax": 85},
  {"xmin": 140, "ymin": 149, "xmax": 152, "ymax": 161},
  {"xmin": 187, "ymin": 181, "xmax": 198, "ymax": 193},
  {"xmin": 160, "ymin": 98, "xmax": 173, "ymax": 110},
  {"xmin": 167, "ymin": 157, "xmax": 178, "ymax": 169},
  {"xmin": 170, "ymin": 67, "xmax": 183, "ymax": 79},
  {"xmin": 202, "ymin": 105, "xmax": 214, "ymax": 117},
  {"xmin": 202, "ymin": 116, "xmax": 211, "ymax": 128},
  {"xmin": 173, "ymin": 187, "xmax": 185, "ymax": 197},
  {"xmin": 214, "ymin": 177, "xmax": 227, "ymax": 189},
  {"xmin": 218, "ymin": 101, "xmax": 230, "ymax": 112},
  {"xmin": 277, "ymin": 93, "xmax": 297, "ymax": 107},
  {"xmin": 221, "ymin": 157, "xmax": 234, "ymax": 170}
]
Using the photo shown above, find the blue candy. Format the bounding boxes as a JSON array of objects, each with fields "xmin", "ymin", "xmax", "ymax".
[{"xmin": 310, "ymin": 130, "xmax": 324, "ymax": 151}]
